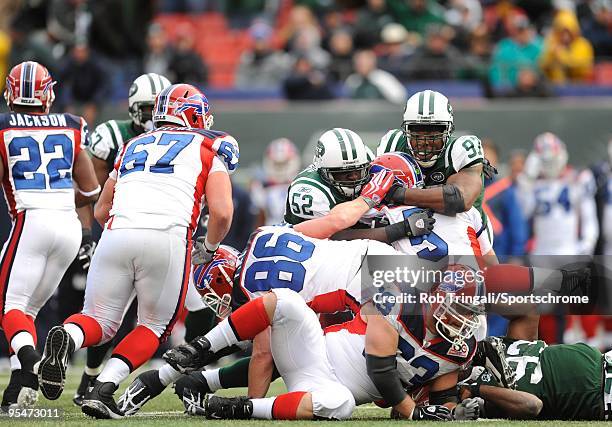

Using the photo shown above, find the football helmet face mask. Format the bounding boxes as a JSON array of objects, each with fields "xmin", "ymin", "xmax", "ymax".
[
  {"xmin": 5, "ymin": 61, "xmax": 56, "ymax": 113},
  {"xmin": 429, "ymin": 264, "xmax": 484, "ymax": 347},
  {"xmin": 193, "ymin": 245, "xmax": 240, "ymax": 319},
  {"xmin": 370, "ymin": 152, "xmax": 425, "ymax": 189},
  {"xmin": 402, "ymin": 90, "xmax": 454, "ymax": 168},
  {"xmin": 313, "ymin": 128, "xmax": 372, "ymax": 199},
  {"xmin": 263, "ymin": 138, "xmax": 301, "ymax": 184},
  {"xmin": 533, "ymin": 132, "xmax": 568, "ymax": 179},
  {"xmin": 153, "ymin": 83, "xmax": 214, "ymax": 130},
  {"xmin": 129, "ymin": 73, "xmax": 171, "ymax": 131}
]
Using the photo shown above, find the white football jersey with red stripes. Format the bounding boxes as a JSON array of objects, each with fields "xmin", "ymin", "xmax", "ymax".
[
  {"xmin": 109, "ymin": 127, "xmax": 234, "ymax": 231},
  {"xmin": 234, "ymin": 226, "xmax": 399, "ymax": 313},
  {"xmin": 0, "ymin": 112, "xmax": 86, "ymax": 218},
  {"xmin": 381, "ymin": 205, "xmax": 491, "ymax": 260}
]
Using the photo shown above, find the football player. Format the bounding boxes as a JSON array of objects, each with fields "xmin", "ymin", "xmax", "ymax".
[
  {"xmin": 72, "ymin": 72, "xmax": 172, "ymax": 406},
  {"xmin": 460, "ymin": 312, "xmax": 612, "ymax": 420},
  {"xmin": 376, "ymin": 90, "xmax": 495, "ymax": 246},
  {"xmin": 164, "ymin": 266, "xmax": 485, "ymax": 421},
  {"xmin": 284, "ymin": 128, "xmax": 373, "ymax": 225},
  {"xmin": 0, "ymin": 61, "xmax": 99, "ymax": 408},
  {"xmin": 37, "ymin": 83, "xmax": 239, "ymax": 419},
  {"xmin": 251, "ymin": 138, "xmax": 301, "ymax": 226}
]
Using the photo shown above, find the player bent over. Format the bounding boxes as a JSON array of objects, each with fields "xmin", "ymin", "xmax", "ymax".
[
  {"xmin": 0, "ymin": 61, "xmax": 99, "ymax": 409},
  {"xmin": 37, "ymin": 83, "xmax": 239, "ymax": 419}
]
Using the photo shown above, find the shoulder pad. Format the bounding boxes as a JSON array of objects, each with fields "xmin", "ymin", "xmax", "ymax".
[
  {"xmin": 447, "ymin": 135, "xmax": 484, "ymax": 173},
  {"xmin": 377, "ymin": 129, "xmax": 407, "ymax": 156},
  {"xmin": 287, "ymin": 179, "xmax": 335, "ymax": 219}
]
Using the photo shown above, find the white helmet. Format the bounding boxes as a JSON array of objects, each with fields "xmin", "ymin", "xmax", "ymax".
[
  {"xmin": 129, "ymin": 73, "xmax": 171, "ymax": 131},
  {"xmin": 263, "ymin": 138, "xmax": 301, "ymax": 184},
  {"xmin": 313, "ymin": 128, "xmax": 372, "ymax": 199},
  {"xmin": 532, "ymin": 132, "xmax": 568, "ymax": 179},
  {"xmin": 402, "ymin": 90, "xmax": 454, "ymax": 168}
]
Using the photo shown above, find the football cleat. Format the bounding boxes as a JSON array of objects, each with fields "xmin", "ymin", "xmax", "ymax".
[
  {"xmin": 38, "ymin": 326, "xmax": 75, "ymax": 400},
  {"xmin": 118, "ymin": 370, "xmax": 165, "ymax": 416},
  {"xmin": 73, "ymin": 373, "xmax": 98, "ymax": 406},
  {"xmin": 560, "ymin": 267, "xmax": 591, "ymax": 298},
  {"xmin": 163, "ymin": 336, "xmax": 215, "ymax": 374},
  {"xmin": 81, "ymin": 380, "xmax": 124, "ymax": 419},
  {"xmin": 204, "ymin": 395, "xmax": 253, "ymax": 420},
  {"xmin": 471, "ymin": 337, "xmax": 516, "ymax": 389},
  {"xmin": 16, "ymin": 371, "xmax": 38, "ymax": 408},
  {"xmin": 1, "ymin": 369, "xmax": 22, "ymax": 410},
  {"xmin": 181, "ymin": 388, "xmax": 207, "ymax": 416}
]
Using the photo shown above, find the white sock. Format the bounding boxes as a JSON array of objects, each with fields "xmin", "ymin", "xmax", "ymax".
[
  {"xmin": 10, "ymin": 331, "xmax": 34, "ymax": 355},
  {"xmin": 10, "ymin": 354, "xmax": 21, "ymax": 371},
  {"xmin": 64, "ymin": 323, "xmax": 85, "ymax": 350},
  {"xmin": 201, "ymin": 368, "xmax": 222, "ymax": 392},
  {"xmin": 251, "ymin": 397, "xmax": 275, "ymax": 419},
  {"xmin": 97, "ymin": 357, "xmax": 130, "ymax": 386},
  {"xmin": 158, "ymin": 363, "xmax": 181, "ymax": 387},
  {"xmin": 205, "ymin": 319, "xmax": 239, "ymax": 353},
  {"xmin": 531, "ymin": 268, "xmax": 563, "ymax": 293},
  {"xmin": 85, "ymin": 365, "xmax": 103, "ymax": 376}
]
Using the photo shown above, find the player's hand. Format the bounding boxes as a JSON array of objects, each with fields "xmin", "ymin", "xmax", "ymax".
[
  {"xmin": 483, "ymin": 158, "xmax": 498, "ymax": 180},
  {"xmin": 77, "ymin": 229, "xmax": 97, "ymax": 271},
  {"xmin": 411, "ymin": 404, "xmax": 452, "ymax": 421},
  {"xmin": 192, "ymin": 236, "xmax": 216, "ymax": 265},
  {"xmin": 451, "ymin": 398, "xmax": 483, "ymax": 420},
  {"xmin": 403, "ymin": 208, "xmax": 435, "ymax": 238},
  {"xmin": 382, "ymin": 182, "xmax": 407, "ymax": 206},
  {"xmin": 163, "ymin": 336, "xmax": 214, "ymax": 374},
  {"xmin": 360, "ymin": 169, "xmax": 395, "ymax": 208}
]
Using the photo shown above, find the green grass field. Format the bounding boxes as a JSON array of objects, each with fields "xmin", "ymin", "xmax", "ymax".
[{"xmin": 0, "ymin": 364, "xmax": 606, "ymax": 426}]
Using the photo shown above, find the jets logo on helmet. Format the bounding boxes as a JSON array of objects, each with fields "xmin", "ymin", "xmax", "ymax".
[
  {"xmin": 5, "ymin": 61, "xmax": 56, "ymax": 112},
  {"xmin": 402, "ymin": 90, "xmax": 454, "ymax": 168},
  {"xmin": 314, "ymin": 128, "xmax": 371, "ymax": 199},
  {"xmin": 370, "ymin": 152, "xmax": 424, "ymax": 189},
  {"xmin": 129, "ymin": 73, "xmax": 171, "ymax": 130},
  {"xmin": 153, "ymin": 83, "xmax": 214, "ymax": 130}
]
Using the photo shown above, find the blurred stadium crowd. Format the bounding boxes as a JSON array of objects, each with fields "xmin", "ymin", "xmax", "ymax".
[{"xmin": 1, "ymin": 0, "xmax": 612, "ymax": 122}]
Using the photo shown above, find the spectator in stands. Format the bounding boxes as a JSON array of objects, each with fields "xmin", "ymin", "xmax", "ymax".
[
  {"xmin": 47, "ymin": 0, "xmax": 90, "ymax": 57},
  {"xmin": 445, "ymin": 0, "xmax": 483, "ymax": 50},
  {"xmin": 327, "ymin": 30, "xmax": 354, "ymax": 83},
  {"xmin": 377, "ymin": 23, "xmax": 415, "ymax": 82},
  {"xmin": 345, "ymin": 49, "xmax": 407, "ymax": 104},
  {"xmin": 56, "ymin": 43, "xmax": 108, "ymax": 124},
  {"xmin": 457, "ymin": 24, "xmax": 492, "ymax": 87},
  {"xmin": 354, "ymin": 0, "xmax": 395, "ymax": 48},
  {"xmin": 143, "ymin": 23, "xmax": 172, "ymax": 77},
  {"xmin": 283, "ymin": 53, "xmax": 335, "ymax": 100},
  {"xmin": 540, "ymin": 9, "xmax": 594, "ymax": 83},
  {"xmin": 235, "ymin": 21, "xmax": 292, "ymax": 89},
  {"xmin": 0, "ymin": 28, "xmax": 9, "ymax": 91},
  {"xmin": 483, "ymin": 0, "xmax": 528, "ymax": 42},
  {"xmin": 579, "ymin": 0, "xmax": 612, "ymax": 57},
  {"xmin": 405, "ymin": 25, "xmax": 464, "ymax": 80},
  {"xmin": 168, "ymin": 25, "xmax": 208, "ymax": 85},
  {"xmin": 278, "ymin": 5, "xmax": 321, "ymax": 52},
  {"xmin": 387, "ymin": 0, "xmax": 447, "ymax": 37},
  {"xmin": 320, "ymin": 6, "xmax": 346, "ymax": 52},
  {"xmin": 489, "ymin": 15, "xmax": 543, "ymax": 92},
  {"xmin": 289, "ymin": 27, "xmax": 330, "ymax": 70},
  {"xmin": 504, "ymin": 67, "xmax": 551, "ymax": 97}
]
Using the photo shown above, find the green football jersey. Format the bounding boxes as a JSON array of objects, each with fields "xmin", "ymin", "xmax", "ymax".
[
  {"xmin": 283, "ymin": 165, "xmax": 350, "ymax": 225},
  {"xmin": 376, "ymin": 129, "xmax": 487, "ymax": 234},
  {"xmin": 87, "ymin": 119, "xmax": 141, "ymax": 170},
  {"xmin": 476, "ymin": 339, "xmax": 604, "ymax": 420}
]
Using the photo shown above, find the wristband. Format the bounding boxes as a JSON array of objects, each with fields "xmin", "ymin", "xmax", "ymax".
[
  {"xmin": 384, "ymin": 221, "xmax": 407, "ymax": 243},
  {"xmin": 391, "ymin": 186, "xmax": 406, "ymax": 205},
  {"xmin": 469, "ymin": 384, "xmax": 481, "ymax": 397},
  {"xmin": 78, "ymin": 185, "xmax": 101, "ymax": 197},
  {"xmin": 204, "ymin": 236, "xmax": 220, "ymax": 252}
]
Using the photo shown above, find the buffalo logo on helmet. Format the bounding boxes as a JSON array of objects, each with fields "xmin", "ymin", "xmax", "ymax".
[
  {"xmin": 174, "ymin": 93, "xmax": 210, "ymax": 116},
  {"xmin": 194, "ymin": 259, "xmax": 229, "ymax": 291}
]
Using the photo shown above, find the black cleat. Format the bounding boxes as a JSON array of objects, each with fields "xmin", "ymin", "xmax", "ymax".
[
  {"xmin": 73, "ymin": 373, "xmax": 98, "ymax": 406},
  {"xmin": 117, "ymin": 370, "xmax": 165, "ymax": 416},
  {"xmin": 472, "ymin": 337, "xmax": 516, "ymax": 389},
  {"xmin": 38, "ymin": 326, "xmax": 75, "ymax": 400},
  {"xmin": 1, "ymin": 369, "xmax": 22, "ymax": 410},
  {"xmin": 176, "ymin": 371, "xmax": 212, "ymax": 416},
  {"xmin": 81, "ymin": 380, "xmax": 124, "ymax": 419},
  {"xmin": 204, "ymin": 395, "xmax": 253, "ymax": 420},
  {"xmin": 181, "ymin": 387, "xmax": 207, "ymax": 416},
  {"xmin": 560, "ymin": 267, "xmax": 591, "ymax": 298},
  {"xmin": 163, "ymin": 336, "xmax": 215, "ymax": 374},
  {"xmin": 17, "ymin": 370, "xmax": 38, "ymax": 408}
]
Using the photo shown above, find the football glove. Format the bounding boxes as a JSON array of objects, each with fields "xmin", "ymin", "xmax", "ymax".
[
  {"xmin": 483, "ymin": 158, "xmax": 498, "ymax": 180},
  {"xmin": 384, "ymin": 208, "xmax": 435, "ymax": 243},
  {"xmin": 411, "ymin": 404, "xmax": 452, "ymax": 421},
  {"xmin": 451, "ymin": 398, "xmax": 483, "ymax": 420},
  {"xmin": 163, "ymin": 336, "xmax": 214, "ymax": 374},
  {"xmin": 382, "ymin": 182, "xmax": 406, "ymax": 206},
  {"xmin": 77, "ymin": 229, "xmax": 97, "ymax": 271},
  {"xmin": 192, "ymin": 236, "xmax": 217, "ymax": 265},
  {"xmin": 360, "ymin": 169, "xmax": 395, "ymax": 208}
]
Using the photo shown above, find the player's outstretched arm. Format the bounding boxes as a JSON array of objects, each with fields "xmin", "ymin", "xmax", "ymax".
[
  {"xmin": 203, "ymin": 171, "xmax": 233, "ymax": 248},
  {"xmin": 74, "ymin": 150, "xmax": 101, "ymax": 207},
  {"xmin": 388, "ymin": 164, "xmax": 483, "ymax": 215},
  {"xmin": 94, "ymin": 177, "xmax": 116, "ymax": 226},
  {"xmin": 461, "ymin": 385, "xmax": 542, "ymax": 420}
]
